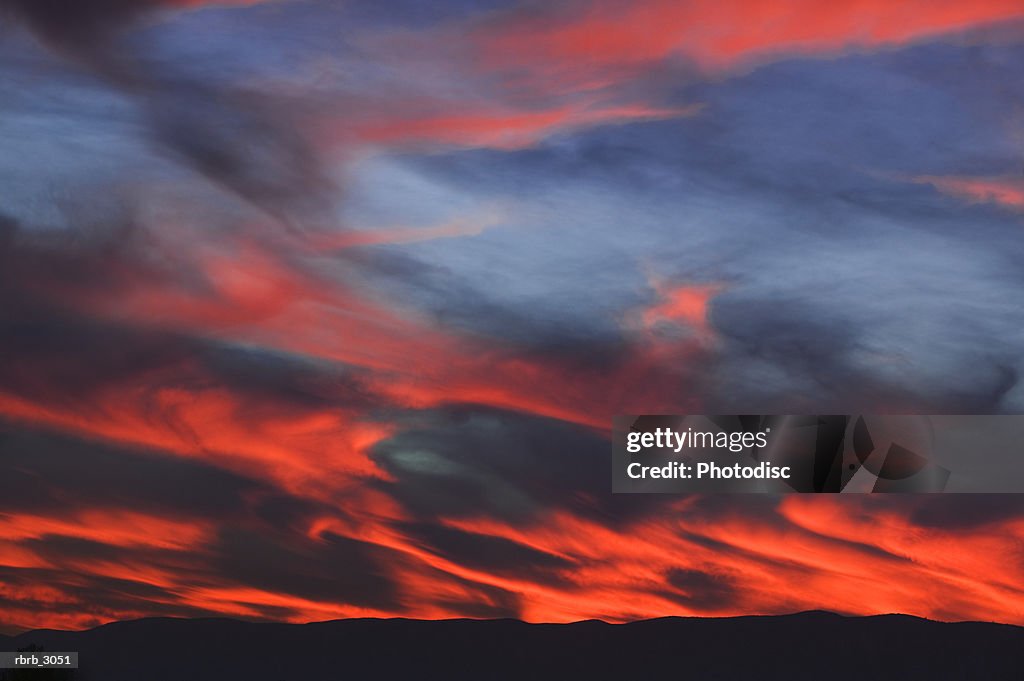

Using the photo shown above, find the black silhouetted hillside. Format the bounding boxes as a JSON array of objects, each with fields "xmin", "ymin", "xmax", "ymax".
[{"xmin": 2, "ymin": 611, "xmax": 1021, "ymax": 680}]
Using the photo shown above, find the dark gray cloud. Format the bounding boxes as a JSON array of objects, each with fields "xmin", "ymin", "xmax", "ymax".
[
  {"xmin": 212, "ymin": 528, "xmax": 401, "ymax": 610},
  {"xmin": 369, "ymin": 406, "xmax": 668, "ymax": 525},
  {"xmin": 0, "ymin": 425, "xmax": 261, "ymax": 517},
  {"xmin": 880, "ymin": 494, "xmax": 1024, "ymax": 530},
  {"xmin": 142, "ymin": 80, "xmax": 332, "ymax": 222},
  {"xmin": 1, "ymin": 0, "xmax": 333, "ymax": 225},
  {"xmin": 0, "ymin": 0, "xmax": 162, "ymax": 49},
  {"xmin": 398, "ymin": 521, "xmax": 574, "ymax": 585},
  {"xmin": 664, "ymin": 568, "xmax": 738, "ymax": 611}
]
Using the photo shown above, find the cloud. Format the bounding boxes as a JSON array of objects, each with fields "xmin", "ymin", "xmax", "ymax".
[
  {"xmin": 1, "ymin": 0, "xmax": 332, "ymax": 225},
  {"xmin": 0, "ymin": 1, "xmax": 260, "ymax": 49},
  {"xmin": 663, "ymin": 568, "xmax": 738, "ymax": 611},
  {"xmin": 0, "ymin": 424, "xmax": 265, "ymax": 518},
  {"xmin": 912, "ymin": 175, "xmax": 1024, "ymax": 210},
  {"xmin": 355, "ymin": 102, "xmax": 699, "ymax": 150},
  {"xmin": 883, "ymin": 494, "xmax": 1024, "ymax": 530},
  {"xmin": 395, "ymin": 522, "xmax": 574, "ymax": 585},
  {"xmin": 474, "ymin": 0, "xmax": 1024, "ymax": 76},
  {"xmin": 210, "ymin": 528, "xmax": 401, "ymax": 610},
  {"xmin": 2, "ymin": 1, "xmax": 1024, "ymax": 633}
]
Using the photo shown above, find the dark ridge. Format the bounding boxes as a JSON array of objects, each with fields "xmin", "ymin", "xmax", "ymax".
[{"xmin": 1, "ymin": 612, "xmax": 1021, "ymax": 680}]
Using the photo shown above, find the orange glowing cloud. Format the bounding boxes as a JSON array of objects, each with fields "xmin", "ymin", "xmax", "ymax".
[
  {"xmin": 356, "ymin": 102, "xmax": 699, "ymax": 150},
  {"xmin": 479, "ymin": 0, "xmax": 1024, "ymax": 76},
  {"xmin": 776, "ymin": 497, "xmax": 1024, "ymax": 622},
  {"xmin": 913, "ymin": 175, "xmax": 1024, "ymax": 210},
  {"xmin": 3, "ymin": 222, "xmax": 1022, "ymax": 633},
  {"xmin": 639, "ymin": 281, "xmax": 724, "ymax": 338},
  {"xmin": 439, "ymin": 497, "xmax": 1024, "ymax": 625},
  {"xmin": 6, "ymin": 223, "xmax": 715, "ymax": 436},
  {"xmin": 0, "ymin": 510, "xmax": 210, "ymax": 551},
  {"xmin": 0, "ymin": 383, "xmax": 392, "ymax": 505},
  {"xmin": 303, "ymin": 0, "xmax": 1024, "ymax": 153},
  {"xmin": 311, "ymin": 0, "xmax": 1024, "ymax": 154}
]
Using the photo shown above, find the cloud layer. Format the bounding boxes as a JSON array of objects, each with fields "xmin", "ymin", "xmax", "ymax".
[{"xmin": 1, "ymin": 0, "xmax": 1023, "ymax": 632}]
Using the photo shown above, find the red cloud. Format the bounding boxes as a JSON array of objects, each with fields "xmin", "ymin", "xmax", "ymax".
[
  {"xmin": 478, "ymin": 0, "xmax": 1024, "ymax": 74},
  {"xmin": 914, "ymin": 175, "xmax": 1024, "ymax": 210},
  {"xmin": 338, "ymin": 0, "xmax": 1024, "ymax": 152},
  {"xmin": 354, "ymin": 103, "xmax": 699, "ymax": 150},
  {"xmin": 5, "ymin": 212, "xmax": 1022, "ymax": 632},
  {"xmin": 639, "ymin": 281, "xmax": 724, "ymax": 339},
  {"xmin": 6, "ymin": 228, "xmax": 1021, "ymax": 631},
  {"xmin": 440, "ymin": 497, "xmax": 1024, "ymax": 624}
]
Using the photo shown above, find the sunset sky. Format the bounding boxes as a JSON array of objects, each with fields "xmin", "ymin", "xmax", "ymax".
[{"xmin": 1, "ymin": 0, "xmax": 1024, "ymax": 633}]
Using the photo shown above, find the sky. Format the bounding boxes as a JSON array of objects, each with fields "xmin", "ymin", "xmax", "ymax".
[{"xmin": 1, "ymin": 0, "xmax": 1023, "ymax": 632}]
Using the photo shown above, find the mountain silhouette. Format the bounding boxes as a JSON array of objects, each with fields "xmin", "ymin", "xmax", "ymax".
[{"xmin": 2, "ymin": 611, "xmax": 1021, "ymax": 680}]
